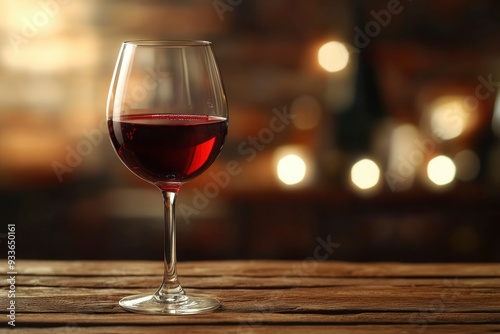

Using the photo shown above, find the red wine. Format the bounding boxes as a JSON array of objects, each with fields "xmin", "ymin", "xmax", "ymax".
[{"xmin": 108, "ymin": 113, "xmax": 227, "ymax": 190}]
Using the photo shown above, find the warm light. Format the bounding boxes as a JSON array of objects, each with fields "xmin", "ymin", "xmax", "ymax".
[
  {"xmin": 429, "ymin": 96, "xmax": 474, "ymax": 140},
  {"xmin": 0, "ymin": 125, "xmax": 65, "ymax": 169},
  {"xmin": 277, "ymin": 154, "xmax": 307, "ymax": 185},
  {"xmin": 2, "ymin": 34, "xmax": 99, "ymax": 72},
  {"xmin": 0, "ymin": 2, "xmax": 67, "ymax": 31},
  {"xmin": 454, "ymin": 150, "xmax": 480, "ymax": 181},
  {"xmin": 351, "ymin": 159, "xmax": 380, "ymax": 190},
  {"xmin": 318, "ymin": 41, "xmax": 349, "ymax": 72},
  {"xmin": 427, "ymin": 155, "xmax": 456, "ymax": 186},
  {"xmin": 273, "ymin": 146, "xmax": 313, "ymax": 187},
  {"xmin": 386, "ymin": 123, "xmax": 422, "ymax": 191}
]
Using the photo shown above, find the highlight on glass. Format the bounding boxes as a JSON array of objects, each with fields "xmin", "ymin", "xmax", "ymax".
[{"xmin": 106, "ymin": 40, "xmax": 228, "ymax": 314}]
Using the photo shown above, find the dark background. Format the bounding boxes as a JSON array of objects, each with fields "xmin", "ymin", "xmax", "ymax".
[{"xmin": 1, "ymin": 0, "xmax": 499, "ymax": 262}]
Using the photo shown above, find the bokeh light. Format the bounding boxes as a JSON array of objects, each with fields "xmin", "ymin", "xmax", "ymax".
[
  {"xmin": 350, "ymin": 159, "xmax": 380, "ymax": 190},
  {"xmin": 387, "ymin": 123, "xmax": 421, "ymax": 191},
  {"xmin": 427, "ymin": 155, "xmax": 456, "ymax": 186},
  {"xmin": 318, "ymin": 41, "xmax": 349, "ymax": 72},
  {"xmin": 276, "ymin": 154, "xmax": 307, "ymax": 185},
  {"xmin": 429, "ymin": 96, "xmax": 474, "ymax": 140}
]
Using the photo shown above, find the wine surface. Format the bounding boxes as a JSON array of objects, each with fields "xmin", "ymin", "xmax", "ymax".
[{"xmin": 109, "ymin": 113, "xmax": 227, "ymax": 188}]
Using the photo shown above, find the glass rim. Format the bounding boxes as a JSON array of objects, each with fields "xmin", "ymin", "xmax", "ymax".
[{"xmin": 123, "ymin": 40, "xmax": 212, "ymax": 47}]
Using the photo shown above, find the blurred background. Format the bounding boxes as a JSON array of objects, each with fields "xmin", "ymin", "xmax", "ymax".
[{"xmin": 1, "ymin": 0, "xmax": 500, "ymax": 262}]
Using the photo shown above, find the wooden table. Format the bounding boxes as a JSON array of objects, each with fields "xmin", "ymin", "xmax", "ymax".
[{"xmin": 2, "ymin": 260, "xmax": 500, "ymax": 333}]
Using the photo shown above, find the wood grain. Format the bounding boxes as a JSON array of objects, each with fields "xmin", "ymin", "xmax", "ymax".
[
  {"xmin": 1, "ymin": 260, "xmax": 499, "ymax": 333},
  {"xmin": 7, "ymin": 325, "xmax": 500, "ymax": 334},
  {"xmin": 5, "ymin": 260, "xmax": 500, "ymax": 277}
]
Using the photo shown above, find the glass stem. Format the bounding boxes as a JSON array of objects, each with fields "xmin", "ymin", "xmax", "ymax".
[{"xmin": 155, "ymin": 190, "xmax": 185, "ymax": 301}]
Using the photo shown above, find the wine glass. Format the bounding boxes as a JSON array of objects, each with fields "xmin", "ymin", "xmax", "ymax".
[{"xmin": 106, "ymin": 40, "xmax": 228, "ymax": 314}]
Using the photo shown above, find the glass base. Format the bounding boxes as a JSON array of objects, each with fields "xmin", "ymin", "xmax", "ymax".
[{"xmin": 119, "ymin": 292, "xmax": 220, "ymax": 315}]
